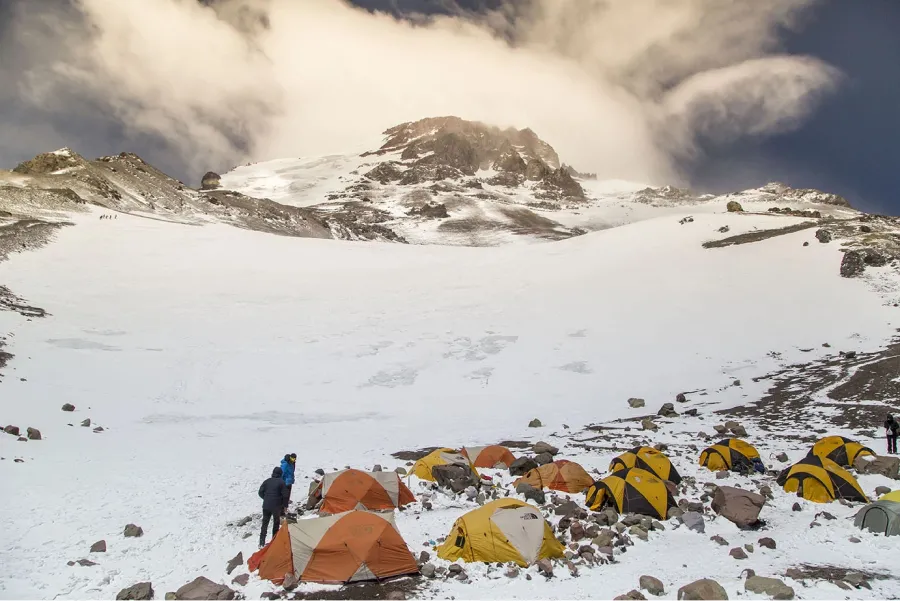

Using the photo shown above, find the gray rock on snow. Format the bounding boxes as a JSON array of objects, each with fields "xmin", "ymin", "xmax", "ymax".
[
  {"xmin": 123, "ymin": 524, "xmax": 144, "ymax": 538},
  {"xmin": 681, "ymin": 512, "xmax": 705, "ymax": 533},
  {"xmin": 592, "ymin": 529, "xmax": 616, "ymax": 548},
  {"xmin": 628, "ymin": 525, "xmax": 649, "ymax": 541},
  {"xmin": 534, "ymin": 452, "xmax": 554, "ymax": 466},
  {"xmin": 536, "ymin": 558, "xmax": 553, "ymax": 577},
  {"xmin": 282, "ymin": 572, "xmax": 299, "ymax": 590},
  {"xmin": 775, "ymin": 452, "xmax": 789, "ymax": 462},
  {"xmin": 81, "ymin": 418, "xmax": 91, "ymax": 427},
  {"xmin": 225, "ymin": 552, "xmax": 243, "ymax": 575},
  {"xmin": 711, "ymin": 486, "xmax": 765, "ymax": 527},
  {"xmin": 528, "ymin": 418, "xmax": 542, "ymax": 428},
  {"xmin": 614, "ymin": 591, "xmax": 647, "ymax": 600},
  {"xmin": 116, "ymin": 582, "xmax": 154, "ymax": 600},
  {"xmin": 713, "ymin": 425, "xmax": 727, "ymax": 434},
  {"xmin": 676, "ymin": 393, "xmax": 687, "ymax": 403},
  {"xmin": 3, "ymin": 425, "xmax": 19, "ymax": 436},
  {"xmin": 815, "ymin": 229, "xmax": 832, "ymax": 243},
  {"xmin": 875, "ymin": 485, "xmax": 891, "ymax": 496},
  {"xmin": 395, "ymin": 466, "xmax": 407, "ymax": 475},
  {"xmin": 641, "ymin": 418, "xmax": 659, "ymax": 432},
  {"xmin": 640, "ymin": 575, "xmax": 665, "ymax": 596},
  {"xmin": 745, "ymin": 576, "xmax": 795, "ymax": 600},
  {"xmin": 62, "ymin": 403, "xmax": 75, "ymax": 412},
  {"xmin": 758, "ymin": 537, "xmax": 776, "ymax": 550},
  {"xmin": 509, "ymin": 457, "xmax": 538, "ymax": 476},
  {"xmin": 516, "ymin": 482, "xmax": 545, "ymax": 505},
  {"xmin": 667, "ymin": 507, "xmax": 684, "ymax": 520},
  {"xmin": 90, "ymin": 540, "xmax": 106, "ymax": 553},
  {"xmin": 854, "ymin": 455, "xmax": 900, "ymax": 479},
  {"xmin": 26, "ymin": 427, "xmax": 41, "ymax": 440},
  {"xmin": 505, "ymin": 565, "xmax": 520, "ymax": 578},
  {"xmin": 628, "ymin": 398, "xmax": 646, "ymax": 408},
  {"xmin": 533, "ymin": 441, "xmax": 559, "ymax": 456},
  {"xmin": 174, "ymin": 576, "xmax": 235, "ymax": 600},
  {"xmin": 678, "ymin": 578, "xmax": 728, "ymax": 600},
  {"xmin": 710, "ymin": 535, "xmax": 728, "ymax": 546},
  {"xmin": 420, "ymin": 563, "xmax": 436, "ymax": 578},
  {"xmin": 657, "ymin": 403, "xmax": 678, "ymax": 418},
  {"xmin": 230, "ymin": 574, "xmax": 249, "ymax": 587},
  {"xmin": 730, "ymin": 547, "xmax": 748, "ymax": 560}
]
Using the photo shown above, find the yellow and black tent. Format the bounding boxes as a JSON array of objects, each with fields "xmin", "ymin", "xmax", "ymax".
[
  {"xmin": 436, "ymin": 498, "xmax": 564, "ymax": 566},
  {"xmin": 585, "ymin": 467, "xmax": 675, "ymax": 520},
  {"xmin": 776, "ymin": 455, "xmax": 867, "ymax": 504},
  {"xmin": 410, "ymin": 448, "xmax": 478, "ymax": 481},
  {"xmin": 808, "ymin": 436, "xmax": 874, "ymax": 468},
  {"xmin": 610, "ymin": 447, "xmax": 681, "ymax": 485},
  {"xmin": 698, "ymin": 438, "xmax": 760, "ymax": 473}
]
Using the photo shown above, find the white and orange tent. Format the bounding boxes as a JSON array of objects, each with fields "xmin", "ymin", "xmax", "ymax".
[
  {"xmin": 461, "ymin": 445, "xmax": 516, "ymax": 469},
  {"xmin": 249, "ymin": 511, "xmax": 418, "ymax": 584},
  {"xmin": 312, "ymin": 469, "xmax": 416, "ymax": 515}
]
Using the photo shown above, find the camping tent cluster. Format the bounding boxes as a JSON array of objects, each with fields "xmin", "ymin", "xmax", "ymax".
[{"xmin": 249, "ymin": 435, "xmax": 895, "ymax": 587}]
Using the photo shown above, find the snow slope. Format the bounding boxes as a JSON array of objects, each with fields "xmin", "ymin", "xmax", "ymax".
[{"xmin": 1, "ymin": 208, "xmax": 898, "ymax": 599}]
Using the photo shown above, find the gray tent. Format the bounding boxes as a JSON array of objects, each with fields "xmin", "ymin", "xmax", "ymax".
[{"xmin": 854, "ymin": 500, "xmax": 900, "ymax": 536}]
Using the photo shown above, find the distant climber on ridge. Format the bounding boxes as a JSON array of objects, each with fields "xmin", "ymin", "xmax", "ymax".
[
  {"xmin": 258, "ymin": 466, "xmax": 288, "ymax": 548},
  {"xmin": 280, "ymin": 453, "xmax": 297, "ymax": 504}
]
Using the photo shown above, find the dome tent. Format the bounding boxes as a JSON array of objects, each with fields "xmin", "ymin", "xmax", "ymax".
[
  {"xmin": 410, "ymin": 448, "xmax": 478, "ymax": 481},
  {"xmin": 808, "ymin": 435, "xmax": 874, "ymax": 467},
  {"xmin": 436, "ymin": 498, "xmax": 564, "ymax": 566},
  {"xmin": 461, "ymin": 445, "xmax": 516, "ymax": 468},
  {"xmin": 585, "ymin": 467, "xmax": 676, "ymax": 520},
  {"xmin": 699, "ymin": 438, "xmax": 763, "ymax": 473},
  {"xmin": 854, "ymin": 499, "xmax": 900, "ymax": 536},
  {"xmin": 514, "ymin": 460, "xmax": 593, "ymax": 493},
  {"xmin": 610, "ymin": 446, "xmax": 681, "ymax": 484},
  {"xmin": 312, "ymin": 469, "xmax": 416, "ymax": 515},
  {"xmin": 776, "ymin": 455, "xmax": 867, "ymax": 504}
]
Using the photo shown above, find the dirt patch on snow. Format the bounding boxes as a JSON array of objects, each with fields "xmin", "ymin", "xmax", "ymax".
[
  {"xmin": 702, "ymin": 221, "xmax": 818, "ymax": 249},
  {"xmin": 391, "ymin": 447, "xmax": 441, "ymax": 461}
]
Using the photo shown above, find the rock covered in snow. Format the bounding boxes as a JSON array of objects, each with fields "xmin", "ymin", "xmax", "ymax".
[{"xmin": 854, "ymin": 454, "xmax": 899, "ymax": 479}]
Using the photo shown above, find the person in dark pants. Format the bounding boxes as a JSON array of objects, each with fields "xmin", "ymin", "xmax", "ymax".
[
  {"xmin": 258, "ymin": 466, "xmax": 289, "ymax": 548},
  {"xmin": 885, "ymin": 415, "xmax": 900, "ymax": 454},
  {"xmin": 280, "ymin": 453, "xmax": 297, "ymax": 506}
]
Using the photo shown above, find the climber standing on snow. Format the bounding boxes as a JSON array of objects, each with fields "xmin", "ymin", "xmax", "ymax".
[
  {"xmin": 885, "ymin": 415, "xmax": 900, "ymax": 454},
  {"xmin": 280, "ymin": 453, "xmax": 297, "ymax": 505},
  {"xmin": 258, "ymin": 466, "xmax": 289, "ymax": 548}
]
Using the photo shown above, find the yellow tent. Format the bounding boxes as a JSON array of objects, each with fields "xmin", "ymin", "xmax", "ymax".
[
  {"xmin": 808, "ymin": 436, "xmax": 874, "ymax": 467},
  {"xmin": 610, "ymin": 447, "xmax": 682, "ymax": 484},
  {"xmin": 436, "ymin": 498, "xmax": 564, "ymax": 566},
  {"xmin": 776, "ymin": 455, "xmax": 867, "ymax": 504},
  {"xmin": 585, "ymin": 467, "xmax": 675, "ymax": 519},
  {"xmin": 698, "ymin": 438, "xmax": 761, "ymax": 473},
  {"xmin": 410, "ymin": 448, "xmax": 478, "ymax": 481},
  {"xmin": 879, "ymin": 490, "xmax": 900, "ymax": 503}
]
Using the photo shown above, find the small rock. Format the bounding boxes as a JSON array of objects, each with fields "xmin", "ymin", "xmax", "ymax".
[
  {"xmin": 505, "ymin": 565, "xmax": 520, "ymax": 578},
  {"xmin": 727, "ymin": 201, "xmax": 743, "ymax": 213},
  {"xmin": 534, "ymin": 452, "xmax": 554, "ymax": 466},
  {"xmin": 77, "ymin": 559, "xmax": 97, "ymax": 566},
  {"xmin": 657, "ymin": 402, "xmax": 678, "ymax": 418},
  {"xmin": 715, "ymin": 470, "xmax": 729, "ymax": 480},
  {"xmin": 710, "ymin": 535, "xmax": 728, "ymax": 546},
  {"xmin": 758, "ymin": 485, "xmax": 773, "ymax": 498},
  {"xmin": 116, "ymin": 583, "xmax": 154, "ymax": 600},
  {"xmin": 775, "ymin": 452, "xmax": 789, "ymax": 462},
  {"xmin": 713, "ymin": 425, "xmax": 727, "ymax": 434},
  {"xmin": 641, "ymin": 418, "xmax": 659, "ymax": 432},
  {"xmin": 758, "ymin": 537, "xmax": 776, "ymax": 549},
  {"xmin": 628, "ymin": 525, "xmax": 649, "ymax": 541},
  {"xmin": 678, "ymin": 578, "xmax": 728, "ymax": 600},
  {"xmin": 849, "ymin": 536, "xmax": 861, "ymax": 543},
  {"xmin": 533, "ymin": 441, "xmax": 559, "ymax": 456},
  {"xmin": 3, "ymin": 425, "xmax": 20, "ymax": 436},
  {"xmin": 418, "ymin": 550, "xmax": 430, "ymax": 564},
  {"xmin": 528, "ymin": 418, "xmax": 542, "ymax": 428},
  {"xmin": 165, "ymin": 594, "xmax": 177, "ymax": 601},
  {"xmin": 815, "ymin": 229, "xmax": 832, "ymax": 243},
  {"xmin": 733, "ymin": 380, "xmax": 741, "ymax": 386},
  {"xmin": 681, "ymin": 512, "xmax": 705, "ymax": 533},
  {"xmin": 667, "ymin": 507, "xmax": 684, "ymax": 520},
  {"xmin": 90, "ymin": 540, "xmax": 106, "ymax": 553},
  {"xmin": 791, "ymin": 502, "xmax": 802, "ymax": 512},
  {"xmin": 235, "ymin": 516, "xmax": 252, "ymax": 527},
  {"xmin": 676, "ymin": 392, "xmax": 687, "ymax": 403},
  {"xmin": 17, "ymin": 437, "xmax": 27, "ymax": 442},
  {"xmin": 14, "ymin": 458, "xmax": 24, "ymax": 463},
  {"xmin": 684, "ymin": 408, "xmax": 698, "ymax": 417},
  {"xmin": 744, "ymin": 543, "xmax": 754, "ymax": 553},
  {"xmin": 231, "ymin": 574, "xmax": 249, "ymax": 587},
  {"xmin": 61, "ymin": 403, "xmax": 75, "ymax": 412},
  {"xmin": 476, "ymin": 492, "xmax": 485, "ymax": 505},
  {"xmin": 448, "ymin": 564, "xmax": 463, "ymax": 574},
  {"xmin": 537, "ymin": 558, "xmax": 553, "ymax": 577},
  {"xmin": 283, "ymin": 572, "xmax": 299, "ymax": 590},
  {"xmin": 555, "ymin": 499, "xmax": 581, "ymax": 517},
  {"xmin": 570, "ymin": 521, "xmax": 586, "ymax": 541},
  {"xmin": 26, "ymin": 427, "xmax": 41, "ymax": 440},
  {"xmin": 875, "ymin": 486, "xmax": 891, "ymax": 496},
  {"xmin": 592, "ymin": 529, "xmax": 616, "ymax": 548},
  {"xmin": 803, "ymin": 241, "xmax": 809, "ymax": 246},
  {"xmin": 516, "ymin": 482, "xmax": 546, "ymax": 505},
  {"xmin": 640, "ymin": 575, "xmax": 665, "ymax": 596},
  {"xmin": 745, "ymin": 575, "xmax": 795, "ymax": 600},
  {"xmin": 93, "ymin": 426, "xmax": 104, "ymax": 433},
  {"xmin": 420, "ymin": 563, "xmax": 436, "ymax": 578},
  {"xmin": 509, "ymin": 456, "xmax": 538, "ymax": 476},
  {"xmin": 372, "ymin": 464, "xmax": 382, "ymax": 472},
  {"xmin": 395, "ymin": 466, "xmax": 407, "ymax": 475},
  {"xmin": 730, "ymin": 547, "xmax": 748, "ymax": 560},
  {"xmin": 123, "ymin": 524, "xmax": 144, "ymax": 538},
  {"xmin": 387, "ymin": 591, "xmax": 406, "ymax": 600},
  {"xmin": 731, "ymin": 425, "xmax": 748, "ymax": 437},
  {"xmin": 225, "ymin": 551, "xmax": 243, "ymax": 575},
  {"xmin": 81, "ymin": 418, "xmax": 91, "ymax": 427},
  {"xmin": 628, "ymin": 398, "xmax": 646, "ymax": 408},
  {"xmin": 422, "ymin": 501, "xmax": 433, "ymax": 511}
]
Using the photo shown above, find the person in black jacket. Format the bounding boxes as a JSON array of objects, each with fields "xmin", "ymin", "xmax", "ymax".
[
  {"xmin": 885, "ymin": 415, "xmax": 900, "ymax": 454},
  {"xmin": 258, "ymin": 466, "xmax": 289, "ymax": 547}
]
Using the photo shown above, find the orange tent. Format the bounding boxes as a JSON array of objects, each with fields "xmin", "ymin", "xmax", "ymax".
[
  {"xmin": 461, "ymin": 445, "xmax": 517, "ymax": 469},
  {"xmin": 313, "ymin": 469, "xmax": 416, "ymax": 515},
  {"xmin": 514, "ymin": 460, "xmax": 593, "ymax": 493},
  {"xmin": 249, "ymin": 511, "xmax": 418, "ymax": 584}
]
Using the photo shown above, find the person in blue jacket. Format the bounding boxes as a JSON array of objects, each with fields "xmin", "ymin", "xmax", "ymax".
[{"xmin": 280, "ymin": 453, "xmax": 297, "ymax": 505}]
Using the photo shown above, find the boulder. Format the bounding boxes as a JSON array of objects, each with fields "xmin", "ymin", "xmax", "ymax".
[
  {"xmin": 26, "ymin": 427, "xmax": 41, "ymax": 440},
  {"xmin": 201, "ymin": 172, "xmax": 221, "ymax": 190},
  {"xmin": 640, "ymin": 575, "xmax": 665, "ymax": 596},
  {"xmin": 676, "ymin": 393, "xmax": 687, "ymax": 403},
  {"xmin": 711, "ymin": 486, "xmax": 765, "ymax": 528},
  {"xmin": 174, "ymin": 577, "xmax": 235, "ymax": 600},
  {"xmin": 710, "ymin": 535, "xmax": 728, "ymax": 546},
  {"xmin": 840, "ymin": 250, "xmax": 866, "ymax": 278},
  {"xmin": 537, "ymin": 558, "xmax": 553, "ymax": 577},
  {"xmin": 726, "ymin": 201, "xmax": 743, "ymax": 213},
  {"xmin": 745, "ymin": 576, "xmax": 795, "ymax": 600},
  {"xmin": 854, "ymin": 455, "xmax": 899, "ymax": 479},
  {"xmin": 116, "ymin": 582, "xmax": 154, "ymax": 600},
  {"xmin": 124, "ymin": 524, "xmax": 144, "ymax": 538},
  {"xmin": 657, "ymin": 403, "xmax": 678, "ymax": 418},
  {"xmin": 509, "ymin": 457, "xmax": 538, "ymax": 476},
  {"xmin": 758, "ymin": 537, "xmax": 776, "ymax": 550},
  {"xmin": 592, "ymin": 529, "xmax": 616, "ymax": 548},
  {"xmin": 628, "ymin": 398, "xmax": 646, "ymax": 408},
  {"xmin": 614, "ymin": 591, "xmax": 647, "ymax": 600},
  {"xmin": 533, "ymin": 441, "xmax": 559, "ymax": 456},
  {"xmin": 713, "ymin": 425, "xmax": 727, "ymax": 434},
  {"xmin": 3, "ymin": 425, "xmax": 19, "ymax": 436},
  {"xmin": 225, "ymin": 552, "xmax": 243, "ymax": 575},
  {"xmin": 730, "ymin": 425, "xmax": 748, "ymax": 437},
  {"xmin": 681, "ymin": 512, "xmax": 705, "ymax": 533},
  {"xmin": 230, "ymin": 574, "xmax": 249, "ymax": 587},
  {"xmin": 730, "ymin": 547, "xmax": 748, "ymax": 560},
  {"xmin": 815, "ymin": 229, "xmax": 832, "ymax": 243},
  {"xmin": 534, "ymin": 452, "xmax": 554, "ymax": 466},
  {"xmin": 81, "ymin": 419, "xmax": 91, "ymax": 427},
  {"xmin": 528, "ymin": 418, "xmax": 542, "ymax": 428},
  {"xmin": 516, "ymin": 482, "xmax": 546, "ymax": 505},
  {"xmin": 90, "ymin": 540, "xmax": 107, "ymax": 553},
  {"xmin": 875, "ymin": 485, "xmax": 891, "ymax": 496},
  {"xmin": 62, "ymin": 403, "xmax": 75, "ymax": 412},
  {"xmin": 628, "ymin": 525, "xmax": 649, "ymax": 541},
  {"xmin": 641, "ymin": 418, "xmax": 659, "ymax": 432},
  {"xmin": 395, "ymin": 466, "xmax": 407, "ymax": 475},
  {"xmin": 678, "ymin": 578, "xmax": 728, "ymax": 600},
  {"xmin": 420, "ymin": 563, "xmax": 435, "ymax": 578},
  {"xmin": 667, "ymin": 507, "xmax": 684, "ymax": 520},
  {"xmin": 432, "ymin": 464, "xmax": 479, "ymax": 493}
]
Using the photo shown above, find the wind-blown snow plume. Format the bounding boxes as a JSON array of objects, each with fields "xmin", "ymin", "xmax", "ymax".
[{"xmin": 6, "ymin": 0, "xmax": 838, "ymax": 184}]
